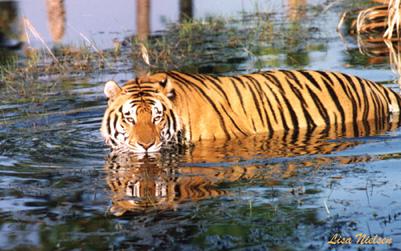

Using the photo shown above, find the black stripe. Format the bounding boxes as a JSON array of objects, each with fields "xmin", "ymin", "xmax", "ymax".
[
  {"xmin": 113, "ymin": 108, "xmax": 121, "ymax": 139},
  {"xmin": 331, "ymin": 72, "xmax": 358, "ymax": 134},
  {"xmin": 263, "ymin": 72, "xmax": 300, "ymax": 129},
  {"xmin": 263, "ymin": 72, "xmax": 286, "ymax": 93},
  {"xmin": 167, "ymin": 72, "xmax": 194, "ymax": 93},
  {"xmin": 164, "ymin": 112, "xmax": 173, "ymax": 140},
  {"xmin": 382, "ymin": 87, "xmax": 395, "ymax": 110},
  {"xmin": 161, "ymin": 103, "xmax": 167, "ymax": 111},
  {"xmin": 299, "ymin": 70, "xmax": 322, "ymax": 91},
  {"xmin": 365, "ymin": 81, "xmax": 381, "ymax": 130},
  {"xmin": 392, "ymin": 89, "xmax": 401, "ymax": 114},
  {"xmin": 229, "ymin": 78, "xmax": 248, "ymax": 116},
  {"xmin": 288, "ymin": 83, "xmax": 317, "ymax": 131},
  {"xmin": 261, "ymin": 74, "xmax": 288, "ymax": 130},
  {"xmin": 260, "ymin": 80, "xmax": 279, "ymax": 125},
  {"xmin": 305, "ymin": 85, "xmax": 330, "ymax": 125},
  {"xmin": 320, "ymin": 74, "xmax": 346, "ymax": 127},
  {"xmin": 231, "ymin": 76, "xmax": 247, "ymax": 88},
  {"xmin": 319, "ymin": 70, "xmax": 353, "ymax": 120},
  {"xmin": 318, "ymin": 71, "xmax": 349, "ymax": 134},
  {"xmin": 180, "ymin": 72, "xmax": 209, "ymax": 89},
  {"xmin": 203, "ymin": 75, "xmax": 234, "ymax": 109},
  {"xmin": 367, "ymin": 80, "xmax": 387, "ymax": 119},
  {"xmin": 127, "ymin": 98, "xmax": 141, "ymax": 104},
  {"xmin": 251, "ymin": 119, "xmax": 256, "ymax": 132},
  {"xmin": 357, "ymin": 78, "xmax": 371, "ymax": 132},
  {"xmin": 246, "ymin": 75, "xmax": 274, "ymax": 133},
  {"xmin": 393, "ymin": 88, "xmax": 401, "ymax": 113},
  {"xmin": 187, "ymin": 111, "xmax": 192, "ymax": 141},
  {"xmin": 341, "ymin": 73, "xmax": 362, "ymax": 109},
  {"xmin": 281, "ymin": 92, "xmax": 299, "ymax": 130},
  {"xmin": 289, "ymin": 127, "xmax": 300, "ymax": 144},
  {"xmin": 220, "ymin": 105, "xmax": 248, "ymax": 136},
  {"xmin": 146, "ymin": 99, "xmax": 155, "ymax": 105},
  {"xmin": 109, "ymin": 137, "xmax": 118, "ymax": 146},
  {"xmin": 333, "ymin": 113, "xmax": 338, "ymax": 135},
  {"xmin": 338, "ymin": 73, "xmax": 361, "ymax": 135},
  {"xmin": 329, "ymin": 72, "xmax": 353, "ymax": 101},
  {"xmin": 168, "ymin": 72, "xmax": 207, "ymax": 99},
  {"xmin": 374, "ymin": 82, "xmax": 392, "ymax": 104},
  {"xmin": 111, "ymin": 118, "xmax": 117, "ymax": 139},
  {"xmin": 170, "ymin": 110, "xmax": 177, "ymax": 133},
  {"xmin": 168, "ymin": 72, "xmax": 231, "ymax": 139},
  {"xmin": 242, "ymin": 76, "xmax": 266, "ymax": 128},
  {"xmin": 281, "ymin": 70, "xmax": 304, "ymax": 89},
  {"xmin": 106, "ymin": 109, "xmax": 114, "ymax": 135},
  {"xmin": 125, "ymin": 86, "xmax": 140, "ymax": 92}
]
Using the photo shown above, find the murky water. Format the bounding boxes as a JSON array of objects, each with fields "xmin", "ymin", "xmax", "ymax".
[{"xmin": 1, "ymin": 0, "xmax": 401, "ymax": 250}]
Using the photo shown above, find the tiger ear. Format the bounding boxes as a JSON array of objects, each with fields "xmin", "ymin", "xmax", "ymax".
[
  {"xmin": 104, "ymin": 80, "xmax": 122, "ymax": 100},
  {"xmin": 159, "ymin": 76, "xmax": 176, "ymax": 100}
]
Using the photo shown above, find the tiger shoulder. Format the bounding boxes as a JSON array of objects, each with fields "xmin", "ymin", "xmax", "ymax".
[{"xmin": 101, "ymin": 70, "xmax": 401, "ymax": 152}]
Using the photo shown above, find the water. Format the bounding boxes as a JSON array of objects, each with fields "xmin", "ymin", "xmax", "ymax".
[{"xmin": 1, "ymin": 0, "xmax": 401, "ymax": 250}]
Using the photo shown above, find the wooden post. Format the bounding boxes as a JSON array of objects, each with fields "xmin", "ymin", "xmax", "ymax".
[
  {"xmin": 137, "ymin": 0, "xmax": 150, "ymax": 41},
  {"xmin": 46, "ymin": 0, "xmax": 65, "ymax": 43},
  {"xmin": 179, "ymin": 0, "xmax": 193, "ymax": 22}
]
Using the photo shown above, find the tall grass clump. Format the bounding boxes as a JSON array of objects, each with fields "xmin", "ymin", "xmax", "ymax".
[{"xmin": 338, "ymin": 0, "xmax": 401, "ymax": 87}]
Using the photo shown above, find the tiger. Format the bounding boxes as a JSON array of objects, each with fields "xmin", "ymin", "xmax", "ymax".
[{"xmin": 101, "ymin": 70, "xmax": 401, "ymax": 153}]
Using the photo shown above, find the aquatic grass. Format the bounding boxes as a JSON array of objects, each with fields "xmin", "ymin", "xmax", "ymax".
[
  {"xmin": 0, "ymin": 55, "xmax": 18, "ymax": 84},
  {"xmin": 384, "ymin": 0, "xmax": 401, "ymax": 39},
  {"xmin": 1, "ymin": 18, "xmax": 117, "ymax": 88},
  {"xmin": 346, "ymin": 0, "xmax": 401, "ymax": 39},
  {"xmin": 138, "ymin": 11, "xmax": 322, "ymax": 73},
  {"xmin": 23, "ymin": 17, "xmax": 60, "ymax": 65},
  {"xmin": 337, "ymin": 0, "xmax": 401, "ymax": 87},
  {"xmin": 0, "ymin": 8, "xmax": 325, "ymax": 89},
  {"xmin": 1, "ymin": 45, "xmax": 110, "ymax": 83},
  {"xmin": 385, "ymin": 40, "xmax": 401, "ymax": 85},
  {"xmin": 356, "ymin": 5, "xmax": 388, "ymax": 36}
]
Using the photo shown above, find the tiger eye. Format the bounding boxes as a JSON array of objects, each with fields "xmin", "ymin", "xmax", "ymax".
[
  {"xmin": 153, "ymin": 115, "xmax": 162, "ymax": 124},
  {"xmin": 167, "ymin": 89, "xmax": 176, "ymax": 100}
]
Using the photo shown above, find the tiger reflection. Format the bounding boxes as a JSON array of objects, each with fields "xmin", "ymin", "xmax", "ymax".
[
  {"xmin": 104, "ymin": 116, "xmax": 400, "ymax": 216},
  {"xmin": 105, "ymin": 155, "xmax": 228, "ymax": 216}
]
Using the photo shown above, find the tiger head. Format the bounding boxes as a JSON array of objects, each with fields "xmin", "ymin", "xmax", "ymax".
[{"xmin": 101, "ymin": 74, "xmax": 181, "ymax": 153}]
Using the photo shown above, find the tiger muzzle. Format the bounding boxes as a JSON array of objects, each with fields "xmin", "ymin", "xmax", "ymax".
[
  {"xmin": 129, "ymin": 121, "xmax": 160, "ymax": 152},
  {"xmin": 137, "ymin": 140, "xmax": 156, "ymax": 150}
]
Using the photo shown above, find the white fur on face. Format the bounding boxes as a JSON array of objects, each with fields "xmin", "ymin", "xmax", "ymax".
[
  {"xmin": 110, "ymin": 99, "xmax": 177, "ymax": 152},
  {"xmin": 152, "ymin": 100, "xmax": 164, "ymax": 124},
  {"xmin": 128, "ymin": 142, "xmax": 163, "ymax": 153},
  {"xmin": 122, "ymin": 102, "xmax": 138, "ymax": 123}
]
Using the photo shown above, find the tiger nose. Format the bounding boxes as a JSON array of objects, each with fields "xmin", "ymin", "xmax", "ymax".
[{"xmin": 138, "ymin": 141, "xmax": 155, "ymax": 150}]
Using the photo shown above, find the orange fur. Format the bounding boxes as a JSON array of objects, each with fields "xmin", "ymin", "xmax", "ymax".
[{"xmin": 101, "ymin": 70, "xmax": 401, "ymax": 152}]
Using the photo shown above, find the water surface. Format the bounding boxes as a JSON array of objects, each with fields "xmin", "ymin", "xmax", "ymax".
[{"xmin": 1, "ymin": 0, "xmax": 401, "ymax": 250}]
